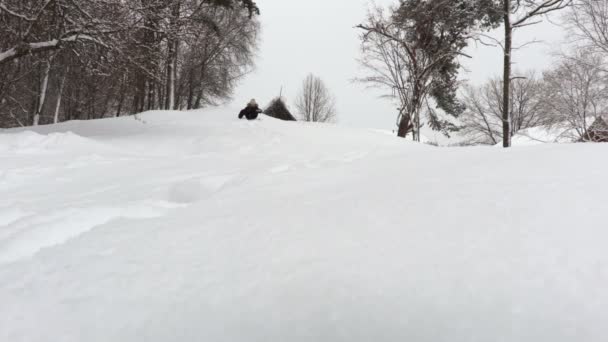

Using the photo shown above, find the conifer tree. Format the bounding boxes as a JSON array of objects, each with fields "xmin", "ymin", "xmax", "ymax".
[{"xmin": 265, "ymin": 97, "xmax": 297, "ymax": 121}]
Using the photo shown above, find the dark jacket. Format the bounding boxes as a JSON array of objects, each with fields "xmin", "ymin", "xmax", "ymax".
[{"xmin": 239, "ymin": 105, "xmax": 263, "ymax": 120}]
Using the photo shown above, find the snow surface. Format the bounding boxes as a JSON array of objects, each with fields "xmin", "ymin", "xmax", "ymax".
[
  {"xmin": 511, "ymin": 123, "xmax": 580, "ymax": 146},
  {"xmin": 1, "ymin": 108, "xmax": 608, "ymax": 342}
]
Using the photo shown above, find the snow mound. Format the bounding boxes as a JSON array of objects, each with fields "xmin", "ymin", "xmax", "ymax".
[
  {"xmin": 0, "ymin": 130, "xmax": 105, "ymax": 154},
  {"xmin": 1, "ymin": 108, "xmax": 608, "ymax": 342},
  {"xmin": 0, "ymin": 202, "xmax": 173, "ymax": 265}
]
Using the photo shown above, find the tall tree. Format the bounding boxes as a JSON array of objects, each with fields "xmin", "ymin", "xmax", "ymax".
[{"xmin": 488, "ymin": 0, "xmax": 572, "ymax": 147}]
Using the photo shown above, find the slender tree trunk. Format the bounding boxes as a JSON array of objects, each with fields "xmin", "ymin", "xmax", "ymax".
[
  {"xmin": 173, "ymin": 40, "xmax": 181, "ymax": 110},
  {"xmin": 147, "ymin": 79, "xmax": 155, "ymax": 110},
  {"xmin": 187, "ymin": 70, "xmax": 195, "ymax": 110},
  {"xmin": 133, "ymin": 74, "xmax": 145, "ymax": 113},
  {"xmin": 116, "ymin": 74, "xmax": 127, "ymax": 117},
  {"xmin": 194, "ymin": 93, "xmax": 202, "ymax": 109},
  {"xmin": 166, "ymin": 43, "xmax": 176, "ymax": 110},
  {"xmin": 86, "ymin": 83, "xmax": 97, "ymax": 120},
  {"xmin": 194, "ymin": 63, "xmax": 206, "ymax": 108},
  {"xmin": 132, "ymin": 93, "xmax": 139, "ymax": 114},
  {"xmin": 411, "ymin": 79, "xmax": 422, "ymax": 142},
  {"xmin": 416, "ymin": 110, "xmax": 421, "ymax": 142},
  {"xmin": 157, "ymin": 83, "xmax": 163, "ymax": 110},
  {"xmin": 502, "ymin": 0, "xmax": 512, "ymax": 148},
  {"xmin": 166, "ymin": 1, "xmax": 181, "ymax": 110},
  {"xmin": 116, "ymin": 92, "xmax": 125, "ymax": 117},
  {"xmin": 53, "ymin": 69, "xmax": 67, "ymax": 124},
  {"xmin": 34, "ymin": 58, "xmax": 53, "ymax": 126},
  {"xmin": 100, "ymin": 84, "xmax": 114, "ymax": 119},
  {"xmin": 139, "ymin": 79, "xmax": 146, "ymax": 113}
]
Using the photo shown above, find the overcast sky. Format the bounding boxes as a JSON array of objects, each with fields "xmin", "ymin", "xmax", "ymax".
[{"xmin": 232, "ymin": 0, "xmax": 568, "ymax": 130}]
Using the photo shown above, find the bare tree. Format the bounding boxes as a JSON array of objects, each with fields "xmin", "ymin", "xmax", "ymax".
[
  {"xmin": 0, "ymin": 0, "xmax": 119, "ymax": 66},
  {"xmin": 460, "ymin": 72, "xmax": 549, "ymax": 144},
  {"xmin": 569, "ymin": 0, "xmax": 608, "ymax": 55},
  {"xmin": 295, "ymin": 74, "xmax": 336, "ymax": 123},
  {"xmin": 177, "ymin": 4, "xmax": 260, "ymax": 109},
  {"xmin": 540, "ymin": 51, "xmax": 608, "ymax": 139}
]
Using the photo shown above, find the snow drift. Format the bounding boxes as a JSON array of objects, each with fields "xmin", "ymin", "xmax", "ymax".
[{"xmin": 1, "ymin": 108, "xmax": 608, "ymax": 342}]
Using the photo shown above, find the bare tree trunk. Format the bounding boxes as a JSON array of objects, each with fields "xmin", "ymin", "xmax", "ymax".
[
  {"xmin": 172, "ymin": 39, "xmax": 180, "ymax": 110},
  {"xmin": 166, "ymin": 1, "xmax": 181, "ymax": 110},
  {"xmin": 416, "ymin": 111, "xmax": 421, "ymax": 142},
  {"xmin": 187, "ymin": 70, "xmax": 195, "ymax": 110},
  {"xmin": 166, "ymin": 43, "xmax": 176, "ymax": 110},
  {"xmin": 147, "ymin": 79, "xmax": 155, "ymax": 110},
  {"xmin": 53, "ymin": 69, "xmax": 67, "ymax": 124},
  {"xmin": 86, "ymin": 82, "xmax": 97, "ymax": 120},
  {"xmin": 116, "ymin": 74, "xmax": 127, "ymax": 117},
  {"xmin": 397, "ymin": 113, "xmax": 412, "ymax": 138},
  {"xmin": 502, "ymin": 0, "xmax": 512, "ymax": 148},
  {"xmin": 134, "ymin": 75, "xmax": 145, "ymax": 113},
  {"xmin": 34, "ymin": 57, "xmax": 53, "ymax": 126}
]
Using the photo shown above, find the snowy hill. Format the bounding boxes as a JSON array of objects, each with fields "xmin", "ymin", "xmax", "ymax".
[{"xmin": 2, "ymin": 108, "xmax": 608, "ymax": 342}]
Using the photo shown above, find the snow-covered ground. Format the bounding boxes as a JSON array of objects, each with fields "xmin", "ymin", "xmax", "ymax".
[
  {"xmin": 511, "ymin": 123, "xmax": 580, "ymax": 146},
  {"xmin": 1, "ymin": 108, "xmax": 607, "ymax": 342}
]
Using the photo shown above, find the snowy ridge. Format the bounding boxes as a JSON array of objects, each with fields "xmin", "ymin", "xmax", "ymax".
[{"xmin": 1, "ymin": 108, "xmax": 608, "ymax": 342}]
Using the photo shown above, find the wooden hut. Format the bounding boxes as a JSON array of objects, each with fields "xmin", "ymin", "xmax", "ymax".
[{"xmin": 584, "ymin": 116, "xmax": 608, "ymax": 142}]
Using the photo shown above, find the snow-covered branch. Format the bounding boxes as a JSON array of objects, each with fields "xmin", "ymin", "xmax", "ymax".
[{"xmin": 0, "ymin": 34, "xmax": 100, "ymax": 65}]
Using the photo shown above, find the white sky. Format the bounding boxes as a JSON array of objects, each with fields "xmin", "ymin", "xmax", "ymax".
[{"xmin": 232, "ymin": 0, "xmax": 568, "ymax": 130}]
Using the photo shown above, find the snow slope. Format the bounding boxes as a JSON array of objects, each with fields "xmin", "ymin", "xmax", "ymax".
[
  {"xmin": 511, "ymin": 123, "xmax": 580, "ymax": 146},
  {"xmin": 1, "ymin": 108, "xmax": 608, "ymax": 342}
]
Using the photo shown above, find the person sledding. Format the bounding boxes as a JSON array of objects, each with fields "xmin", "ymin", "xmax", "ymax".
[{"xmin": 238, "ymin": 99, "xmax": 263, "ymax": 120}]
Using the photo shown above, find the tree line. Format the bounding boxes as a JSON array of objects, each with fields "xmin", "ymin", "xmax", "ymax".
[
  {"xmin": 3, "ymin": 0, "xmax": 606, "ymax": 146},
  {"xmin": 0, "ymin": 0, "xmax": 260, "ymax": 128}
]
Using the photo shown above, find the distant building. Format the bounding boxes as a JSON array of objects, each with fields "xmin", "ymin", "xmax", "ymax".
[{"xmin": 583, "ymin": 116, "xmax": 608, "ymax": 142}]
